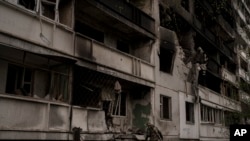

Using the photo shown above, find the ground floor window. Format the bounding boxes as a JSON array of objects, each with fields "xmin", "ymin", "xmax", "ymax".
[
  {"xmin": 5, "ymin": 63, "xmax": 70, "ymax": 102},
  {"xmin": 186, "ymin": 102, "xmax": 195, "ymax": 123},
  {"xmin": 200, "ymin": 104, "xmax": 223, "ymax": 124},
  {"xmin": 160, "ymin": 95, "xmax": 171, "ymax": 120},
  {"xmin": 6, "ymin": 64, "xmax": 33, "ymax": 96}
]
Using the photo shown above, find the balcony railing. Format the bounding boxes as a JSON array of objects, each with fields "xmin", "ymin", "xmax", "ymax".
[
  {"xmin": 95, "ymin": 0, "xmax": 155, "ymax": 34},
  {"xmin": 217, "ymin": 15, "xmax": 235, "ymax": 39},
  {"xmin": 221, "ymin": 68, "xmax": 237, "ymax": 85},
  {"xmin": 239, "ymin": 68, "xmax": 249, "ymax": 81},
  {"xmin": 74, "ymin": 33, "xmax": 155, "ymax": 82}
]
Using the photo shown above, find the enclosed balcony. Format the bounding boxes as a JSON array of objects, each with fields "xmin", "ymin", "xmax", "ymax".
[{"xmin": 75, "ymin": 0, "xmax": 155, "ymax": 40}]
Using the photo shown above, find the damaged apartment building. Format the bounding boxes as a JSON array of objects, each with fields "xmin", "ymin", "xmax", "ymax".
[{"xmin": 0, "ymin": 0, "xmax": 250, "ymax": 141}]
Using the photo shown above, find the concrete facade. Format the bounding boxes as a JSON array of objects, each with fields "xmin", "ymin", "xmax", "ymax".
[{"xmin": 0, "ymin": 0, "xmax": 249, "ymax": 140}]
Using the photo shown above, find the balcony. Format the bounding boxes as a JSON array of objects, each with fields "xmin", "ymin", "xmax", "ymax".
[
  {"xmin": 0, "ymin": 2, "xmax": 74, "ymax": 56},
  {"xmin": 239, "ymin": 68, "xmax": 250, "ymax": 81},
  {"xmin": 198, "ymin": 86, "xmax": 241, "ymax": 111},
  {"xmin": 74, "ymin": 33, "xmax": 155, "ymax": 82},
  {"xmin": 221, "ymin": 68, "xmax": 237, "ymax": 85},
  {"xmin": 75, "ymin": 0, "xmax": 155, "ymax": 39},
  {"xmin": 217, "ymin": 15, "xmax": 235, "ymax": 40}
]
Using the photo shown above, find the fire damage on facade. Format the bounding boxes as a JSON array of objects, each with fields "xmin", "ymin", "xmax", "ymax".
[{"xmin": 0, "ymin": 0, "xmax": 250, "ymax": 140}]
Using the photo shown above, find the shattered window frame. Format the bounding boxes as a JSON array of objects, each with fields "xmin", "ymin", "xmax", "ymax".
[
  {"xmin": 5, "ymin": 64, "xmax": 33, "ymax": 96},
  {"xmin": 3, "ymin": 55, "xmax": 71, "ymax": 103}
]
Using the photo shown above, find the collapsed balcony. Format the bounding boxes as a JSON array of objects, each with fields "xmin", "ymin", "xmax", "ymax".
[{"xmin": 73, "ymin": 66, "xmax": 152, "ymax": 133}]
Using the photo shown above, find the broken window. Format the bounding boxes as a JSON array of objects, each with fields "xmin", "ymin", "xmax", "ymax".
[
  {"xmin": 75, "ymin": 21, "xmax": 104, "ymax": 43},
  {"xmin": 6, "ymin": 64, "xmax": 33, "ymax": 96},
  {"xmin": 159, "ymin": 41, "xmax": 175, "ymax": 73},
  {"xmin": 222, "ymin": 82, "xmax": 238, "ymax": 100},
  {"xmin": 1, "ymin": 47, "xmax": 71, "ymax": 102},
  {"xmin": 215, "ymin": 109, "xmax": 223, "ymax": 124},
  {"xmin": 41, "ymin": 0, "xmax": 56, "ymax": 20},
  {"xmin": 186, "ymin": 102, "xmax": 194, "ymax": 123},
  {"xmin": 199, "ymin": 71, "xmax": 221, "ymax": 94},
  {"xmin": 201, "ymin": 104, "xmax": 223, "ymax": 124},
  {"xmin": 73, "ymin": 83, "xmax": 102, "ymax": 108},
  {"xmin": 112, "ymin": 92, "xmax": 126, "ymax": 116},
  {"xmin": 160, "ymin": 95, "xmax": 171, "ymax": 120},
  {"xmin": 18, "ymin": 0, "xmax": 36, "ymax": 11},
  {"xmin": 58, "ymin": 0, "xmax": 73, "ymax": 27}
]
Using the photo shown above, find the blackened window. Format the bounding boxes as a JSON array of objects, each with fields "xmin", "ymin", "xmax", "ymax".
[
  {"xmin": 159, "ymin": 41, "xmax": 175, "ymax": 73},
  {"xmin": 75, "ymin": 21, "xmax": 104, "ymax": 43},
  {"xmin": 18, "ymin": 0, "xmax": 36, "ymax": 11},
  {"xmin": 6, "ymin": 64, "xmax": 33, "ymax": 96},
  {"xmin": 117, "ymin": 40, "xmax": 129, "ymax": 54}
]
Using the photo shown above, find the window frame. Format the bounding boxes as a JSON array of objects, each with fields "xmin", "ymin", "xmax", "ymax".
[
  {"xmin": 5, "ymin": 64, "xmax": 33, "ymax": 96},
  {"xmin": 185, "ymin": 102, "xmax": 195, "ymax": 124},
  {"xmin": 160, "ymin": 95, "xmax": 172, "ymax": 120},
  {"xmin": 4, "ymin": 61, "xmax": 70, "ymax": 103},
  {"xmin": 200, "ymin": 104, "xmax": 223, "ymax": 125},
  {"xmin": 159, "ymin": 40, "xmax": 176, "ymax": 74}
]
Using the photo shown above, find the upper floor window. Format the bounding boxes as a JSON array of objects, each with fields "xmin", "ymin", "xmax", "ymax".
[
  {"xmin": 160, "ymin": 95, "xmax": 171, "ymax": 120},
  {"xmin": 159, "ymin": 41, "xmax": 175, "ymax": 73},
  {"xmin": 5, "ymin": 0, "xmax": 73, "ymax": 27}
]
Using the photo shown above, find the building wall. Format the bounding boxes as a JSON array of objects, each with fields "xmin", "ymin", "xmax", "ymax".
[{"xmin": 0, "ymin": 0, "xmax": 248, "ymax": 140}]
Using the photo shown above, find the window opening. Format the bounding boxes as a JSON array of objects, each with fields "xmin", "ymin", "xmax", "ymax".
[
  {"xmin": 159, "ymin": 41, "xmax": 175, "ymax": 73},
  {"xmin": 6, "ymin": 64, "xmax": 33, "ymax": 96},
  {"xmin": 186, "ymin": 102, "xmax": 194, "ymax": 123},
  {"xmin": 75, "ymin": 21, "xmax": 104, "ymax": 43},
  {"xmin": 160, "ymin": 95, "xmax": 171, "ymax": 120},
  {"xmin": 201, "ymin": 104, "xmax": 223, "ymax": 124},
  {"xmin": 117, "ymin": 40, "xmax": 129, "ymax": 54},
  {"xmin": 18, "ymin": 0, "xmax": 36, "ymax": 11},
  {"xmin": 41, "ymin": 0, "xmax": 56, "ymax": 20}
]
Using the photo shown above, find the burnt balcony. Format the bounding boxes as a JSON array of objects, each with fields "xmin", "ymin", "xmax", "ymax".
[
  {"xmin": 217, "ymin": 15, "xmax": 235, "ymax": 40},
  {"xmin": 74, "ymin": 33, "xmax": 155, "ymax": 82},
  {"xmin": 75, "ymin": 0, "xmax": 155, "ymax": 39}
]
